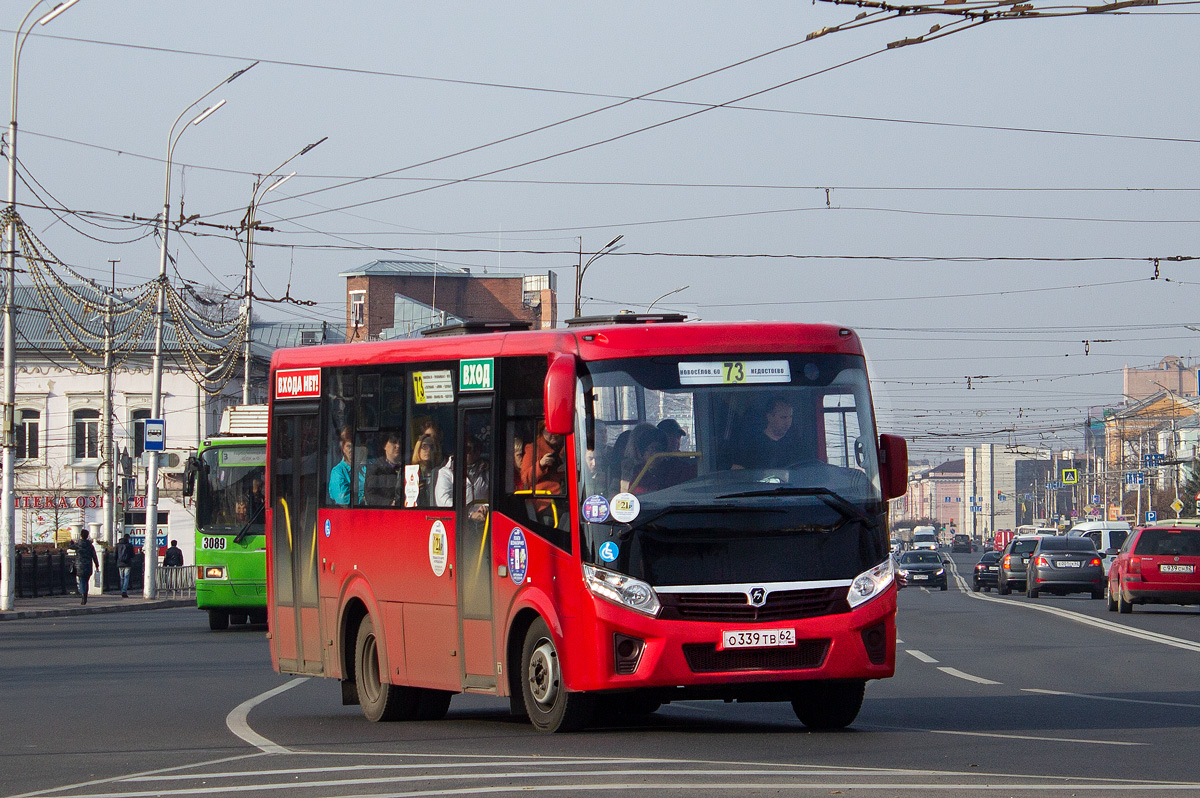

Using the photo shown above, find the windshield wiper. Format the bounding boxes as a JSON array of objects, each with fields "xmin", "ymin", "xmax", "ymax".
[
  {"xmin": 233, "ymin": 504, "xmax": 265, "ymax": 545},
  {"xmin": 714, "ymin": 486, "xmax": 874, "ymax": 526}
]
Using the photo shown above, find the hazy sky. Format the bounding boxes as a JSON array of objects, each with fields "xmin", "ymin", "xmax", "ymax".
[{"xmin": 6, "ymin": 0, "xmax": 1199, "ymax": 462}]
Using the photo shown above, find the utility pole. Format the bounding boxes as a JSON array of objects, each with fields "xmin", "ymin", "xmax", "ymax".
[{"xmin": 101, "ymin": 292, "xmax": 113, "ymax": 545}]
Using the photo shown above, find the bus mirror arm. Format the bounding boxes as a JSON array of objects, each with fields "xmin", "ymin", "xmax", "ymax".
[
  {"xmin": 878, "ymin": 434, "xmax": 908, "ymax": 501},
  {"xmin": 544, "ymin": 352, "xmax": 577, "ymax": 435}
]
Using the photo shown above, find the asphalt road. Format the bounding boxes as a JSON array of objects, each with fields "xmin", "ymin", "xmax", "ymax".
[{"xmin": 3, "ymin": 552, "xmax": 1200, "ymax": 798}]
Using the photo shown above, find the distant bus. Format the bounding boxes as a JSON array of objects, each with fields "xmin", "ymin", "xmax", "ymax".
[
  {"xmin": 187, "ymin": 406, "xmax": 268, "ymax": 631},
  {"xmin": 265, "ymin": 318, "xmax": 908, "ymax": 731}
]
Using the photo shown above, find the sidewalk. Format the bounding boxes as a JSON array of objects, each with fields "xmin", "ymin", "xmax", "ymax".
[{"xmin": 0, "ymin": 592, "xmax": 194, "ymax": 621}]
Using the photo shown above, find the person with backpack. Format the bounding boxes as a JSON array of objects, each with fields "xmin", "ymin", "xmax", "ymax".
[
  {"xmin": 116, "ymin": 533, "xmax": 135, "ymax": 598},
  {"xmin": 75, "ymin": 529, "xmax": 100, "ymax": 605}
]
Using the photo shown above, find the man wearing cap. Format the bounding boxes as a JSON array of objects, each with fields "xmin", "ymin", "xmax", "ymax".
[
  {"xmin": 656, "ymin": 419, "xmax": 696, "ymax": 486},
  {"xmin": 657, "ymin": 419, "xmax": 686, "ymax": 452}
]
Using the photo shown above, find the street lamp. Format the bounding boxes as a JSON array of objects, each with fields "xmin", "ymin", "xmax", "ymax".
[
  {"xmin": 573, "ymin": 234, "xmax": 624, "ymax": 318},
  {"xmin": 241, "ymin": 137, "xmax": 326, "ymax": 405},
  {"xmin": 2, "ymin": 0, "xmax": 83, "ymax": 611},
  {"xmin": 646, "ymin": 285, "xmax": 688, "ymax": 312},
  {"xmin": 144, "ymin": 63, "xmax": 255, "ymax": 599}
]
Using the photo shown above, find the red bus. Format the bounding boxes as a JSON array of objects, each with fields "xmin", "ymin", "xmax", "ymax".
[{"xmin": 266, "ymin": 316, "xmax": 907, "ymax": 732}]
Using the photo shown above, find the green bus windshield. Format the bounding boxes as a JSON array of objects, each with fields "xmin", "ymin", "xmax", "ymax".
[{"xmin": 196, "ymin": 443, "xmax": 267, "ymax": 535}]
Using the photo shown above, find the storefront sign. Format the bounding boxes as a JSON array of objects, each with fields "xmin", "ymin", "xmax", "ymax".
[{"xmin": 14, "ymin": 495, "xmax": 105, "ymax": 509}]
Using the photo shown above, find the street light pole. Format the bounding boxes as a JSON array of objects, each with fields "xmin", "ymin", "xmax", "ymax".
[
  {"xmin": 573, "ymin": 234, "xmax": 623, "ymax": 318},
  {"xmin": 144, "ymin": 63, "xmax": 254, "ymax": 599},
  {"xmin": 2, "ymin": 0, "xmax": 82, "ymax": 612},
  {"xmin": 241, "ymin": 137, "xmax": 325, "ymax": 405},
  {"xmin": 646, "ymin": 285, "xmax": 688, "ymax": 312}
]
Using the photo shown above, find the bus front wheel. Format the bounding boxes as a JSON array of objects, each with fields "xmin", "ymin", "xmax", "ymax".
[
  {"xmin": 520, "ymin": 618, "xmax": 593, "ymax": 732},
  {"xmin": 355, "ymin": 616, "xmax": 417, "ymax": 722},
  {"xmin": 791, "ymin": 680, "xmax": 865, "ymax": 730},
  {"xmin": 208, "ymin": 610, "xmax": 229, "ymax": 631}
]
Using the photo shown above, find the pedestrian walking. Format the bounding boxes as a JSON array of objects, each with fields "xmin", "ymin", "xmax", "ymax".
[
  {"xmin": 116, "ymin": 533, "xmax": 135, "ymax": 598},
  {"xmin": 75, "ymin": 529, "xmax": 100, "ymax": 605}
]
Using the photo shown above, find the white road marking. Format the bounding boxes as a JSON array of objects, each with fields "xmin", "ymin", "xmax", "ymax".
[
  {"xmin": 225, "ymin": 678, "xmax": 306, "ymax": 755},
  {"xmin": 906, "ymin": 648, "xmax": 938, "ymax": 663},
  {"xmin": 937, "ymin": 666, "xmax": 1002, "ymax": 685},
  {"xmin": 928, "ymin": 729, "xmax": 1148, "ymax": 747},
  {"xmin": 946, "ymin": 558, "xmax": 1200, "ymax": 654},
  {"xmin": 1023, "ymin": 688, "xmax": 1200, "ymax": 709}
]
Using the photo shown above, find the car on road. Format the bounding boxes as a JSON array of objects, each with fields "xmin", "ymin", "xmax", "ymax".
[
  {"xmin": 897, "ymin": 550, "xmax": 948, "ymax": 590},
  {"xmin": 1025, "ymin": 536, "xmax": 1104, "ymax": 599},
  {"xmin": 997, "ymin": 534, "xmax": 1045, "ymax": 595},
  {"xmin": 912, "ymin": 527, "xmax": 939, "ymax": 551},
  {"xmin": 1107, "ymin": 525, "xmax": 1200, "ymax": 613},
  {"xmin": 972, "ymin": 550, "xmax": 1002, "ymax": 592},
  {"xmin": 951, "ymin": 533, "xmax": 975, "ymax": 553},
  {"xmin": 1067, "ymin": 521, "xmax": 1131, "ymax": 576}
]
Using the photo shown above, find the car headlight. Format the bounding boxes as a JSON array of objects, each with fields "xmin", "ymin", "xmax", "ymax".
[
  {"xmin": 936, "ymin": 568, "xmax": 945, "ymax": 576},
  {"xmin": 583, "ymin": 564, "xmax": 661, "ymax": 617},
  {"xmin": 848, "ymin": 557, "xmax": 895, "ymax": 609}
]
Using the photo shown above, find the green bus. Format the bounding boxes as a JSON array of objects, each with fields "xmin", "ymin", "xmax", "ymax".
[{"xmin": 186, "ymin": 406, "xmax": 268, "ymax": 630}]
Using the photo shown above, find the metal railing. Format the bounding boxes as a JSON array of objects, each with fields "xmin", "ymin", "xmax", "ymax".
[{"xmin": 156, "ymin": 565, "xmax": 195, "ymax": 598}]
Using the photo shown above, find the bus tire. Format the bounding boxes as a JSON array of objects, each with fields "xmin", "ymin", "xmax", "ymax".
[
  {"xmin": 355, "ymin": 616, "xmax": 417, "ymax": 722},
  {"xmin": 208, "ymin": 609, "xmax": 229, "ymax": 631},
  {"xmin": 792, "ymin": 680, "xmax": 865, "ymax": 730},
  {"xmin": 521, "ymin": 618, "xmax": 593, "ymax": 732},
  {"xmin": 416, "ymin": 689, "xmax": 453, "ymax": 721}
]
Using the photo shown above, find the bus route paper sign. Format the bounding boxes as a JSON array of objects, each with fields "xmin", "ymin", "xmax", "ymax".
[
  {"xmin": 276, "ymin": 367, "xmax": 321, "ymax": 400},
  {"xmin": 428, "ymin": 520, "xmax": 448, "ymax": 577},
  {"xmin": 412, "ymin": 370, "xmax": 454, "ymax": 404},
  {"xmin": 678, "ymin": 361, "xmax": 791, "ymax": 385}
]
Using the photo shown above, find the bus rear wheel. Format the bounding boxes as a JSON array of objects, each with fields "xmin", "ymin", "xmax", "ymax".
[
  {"xmin": 791, "ymin": 680, "xmax": 865, "ymax": 730},
  {"xmin": 355, "ymin": 616, "xmax": 417, "ymax": 722},
  {"xmin": 208, "ymin": 609, "xmax": 229, "ymax": 631},
  {"xmin": 521, "ymin": 618, "xmax": 593, "ymax": 732}
]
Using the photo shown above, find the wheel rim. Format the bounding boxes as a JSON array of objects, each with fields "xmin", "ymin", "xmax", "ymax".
[
  {"xmin": 360, "ymin": 633, "xmax": 381, "ymax": 705},
  {"xmin": 527, "ymin": 638, "xmax": 560, "ymax": 710}
]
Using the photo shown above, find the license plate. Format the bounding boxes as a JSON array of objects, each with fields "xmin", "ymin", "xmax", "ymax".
[
  {"xmin": 1055, "ymin": 560, "xmax": 1081, "ymax": 568},
  {"xmin": 1160, "ymin": 564, "xmax": 1195, "ymax": 573},
  {"xmin": 912, "ymin": 574, "xmax": 929, "ymax": 580},
  {"xmin": 718, "ymin": 628, "xmax": 796, "ymax": 650},
  {"xmin": 985, "ymin": 566, "xmax": 996, "ymax": 571}
]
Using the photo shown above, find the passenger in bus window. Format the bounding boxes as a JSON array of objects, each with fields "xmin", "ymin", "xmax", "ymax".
[
  {"xmin": 511, "ymin": 433, "xmax": 527, "ymax": 491},
  {"xmin": 437, "ymin": 435, "xmax": 489, "ymax": 514},
  {"xmin": 365, "ymin": 432, "xmax": 405, "ymax": 505},
  {"xmin": 328, "ymin": 427, "xmax": 363, "ymax": 505},
  {"xmin": 730, "ymin": 396, "xmax": 804, "ymax": 469},
  {"xmin": 410, "ymin": 433, "xmax": 441, "ymax": 507},
  {"xmin": 247, "ymin": 474, "xmax": 265, "ymax": 521},
  {"xmin": 620, "ymin": 423, "xmax": 668, "ymax": 493},
  {"xmin": 522, "ymin": 422, "xmax": 566, "ymax": 497}
]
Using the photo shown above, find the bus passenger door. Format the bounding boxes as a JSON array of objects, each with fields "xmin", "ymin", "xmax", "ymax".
[
  {"xmin": 270, "ymin": 407, "xmax": 324, "ymax": 676},
  {"xmin": 456, "ymin": 401, "xmax": 496, "ymax": 690}
]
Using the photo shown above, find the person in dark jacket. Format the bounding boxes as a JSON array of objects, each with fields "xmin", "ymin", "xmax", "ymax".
[
  {"xmin": 163, "ymin": 540, "xmax": 184, "ymax": 568},
  {"xmin": 115, "ymin": 533, "xmax": 135, "ymax": 598},
  {"xmin": 75, "ymin": 529, "xmax": 100, "ymax": 605}
]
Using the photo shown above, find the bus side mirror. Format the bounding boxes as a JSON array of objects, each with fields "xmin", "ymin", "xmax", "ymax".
[
  {"xmin": 182, "ymin": 455, "xmax": 200, "ymax": 498},
  {"xmin": 544, "ymin": 352, "xmax": 577, "ymax": 435},
  {"xmin": 878, "ymin": 434, "xmax": 908, "ymax": 501}
]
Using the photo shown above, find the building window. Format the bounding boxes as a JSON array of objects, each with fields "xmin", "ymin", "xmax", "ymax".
[
  {"xmin": 15, "ymin": 409, "xmax": 39, "ymax": 460},
  {"xmin": 350, "ymin": 292, "xmax": 365, "ymax": 328},
  {"xmin": 131, "ymin": 408, "xmax": 151, "ymax": 459},
  {"xmin": 73, "ymin": 408, "xmax": 100, "ymax": 460}
]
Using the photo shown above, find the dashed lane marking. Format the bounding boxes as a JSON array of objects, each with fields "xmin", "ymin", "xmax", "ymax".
[
  {"xmin": 1023, "ymin": 688, "xmax": 1200, "ymax": 709},
  {"xmin": 906, "ymin": 648, "xmax": 938, "ymax": 663},
  {"xmin": 927, "ymin": 729, "xmax": 1149, "ymax": 747},
  {"xmin": 937, "ymin": 666, "xmax": 1002, "ymax": 685}
]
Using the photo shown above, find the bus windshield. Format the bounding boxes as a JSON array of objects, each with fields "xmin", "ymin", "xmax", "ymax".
[
  {"xmin": 196, "ymin": 444, "xmax": 267, "ymax": 535},
  {"xmin": 576, "ymin": 352, "xmax": 887, "ymax": 586}
]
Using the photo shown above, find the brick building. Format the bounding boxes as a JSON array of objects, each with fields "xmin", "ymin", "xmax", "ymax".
[{"xmin": 341, "ymin": 260, "xmax": 557, "ymax": 342}]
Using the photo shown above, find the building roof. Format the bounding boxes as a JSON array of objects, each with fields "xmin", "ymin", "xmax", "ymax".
[{"xmin": 338, "ymin": 259, "xmax": 472, "ymax": 278}]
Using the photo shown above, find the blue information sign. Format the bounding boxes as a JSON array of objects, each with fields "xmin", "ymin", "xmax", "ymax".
[{"xmin": 143, "ymin": 419, "xmax": 165, "ymax": 451}]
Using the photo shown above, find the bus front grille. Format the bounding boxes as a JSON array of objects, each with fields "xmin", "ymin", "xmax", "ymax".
[
  {"xmin": 681, "ymin": 639, "xmax": 830, "ymax": 673},
  {"xmin": 659, "ymin": 587, "xmax": 849, "ymax": 623}
]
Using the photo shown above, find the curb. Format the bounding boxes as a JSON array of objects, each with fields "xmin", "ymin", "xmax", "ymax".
[{"xmin": 0, "ymin": 598, "xmax": 194, "ymax": 621}]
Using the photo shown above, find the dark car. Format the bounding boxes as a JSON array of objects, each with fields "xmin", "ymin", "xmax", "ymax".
[
  {"xmin": 951, "ymin": 533, "xmax": 974, "ymax": 553},
  {"xmin": 1107, "ymin": 525, "xmax": 1200, "ymax": 613},
  {"xmin": 1025, "ymin": 536, "xmax": 1104, "ymax": 599},
  {"xmin": 972, "ymin": 550, "xmax": 1002, "ymax": 592},
  {"xmin": 897, "ymin": 550, "xmax": 948, "ymax": 591},
  {"xmin": 997, "ymin": 535, "xmax": 1043, "ymax": 595}
]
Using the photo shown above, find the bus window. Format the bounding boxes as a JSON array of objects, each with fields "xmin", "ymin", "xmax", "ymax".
[
  {"xmin": 359, "ymin": 370, "xmax": 408, "ymax": 508},
  {"xmin": 406, "ymin": 364, "xmax": 455, "ymax": 508},
  {"xmin": 323, "ymin": 369, "xmax": 360, "ymax": 507}
]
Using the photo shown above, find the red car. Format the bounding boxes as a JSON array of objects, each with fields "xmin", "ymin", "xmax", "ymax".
[{"xmin": 1107, "ymin": 525, "xmax": 1200, "ymax": 613}]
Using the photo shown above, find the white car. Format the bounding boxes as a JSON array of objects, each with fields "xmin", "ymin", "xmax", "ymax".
[{"xmin": 1067, "ymin": 521, "xmax": 1131, "ymax": 574}]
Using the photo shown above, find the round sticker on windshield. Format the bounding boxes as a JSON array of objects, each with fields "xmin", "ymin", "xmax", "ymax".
[
  {"xmin": 610, "ymin": 493, "xmax": 640, "ymax": 523},
  {"xmin": 324, "ymin": 519, "xmax": 331, "ymax": 538},
  {"xmin": 428, "ymin": 520, "xmax": 448, "ymax": 577},
  {"xmin": 582, "ymin": 495, "xmax": 610, "ymax": 523},
  {"xmin": 599, "ymin": 540, "xmax": 619, "ymax": 563},
  {"xmin": 508, "ymin": 528, "xmax": 528, "ymax": 585}
]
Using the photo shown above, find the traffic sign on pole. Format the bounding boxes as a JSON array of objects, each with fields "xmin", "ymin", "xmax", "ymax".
[
  {"xmin": 143, "ymin": 419, "xmax": 165, "ymax": 452},
  {"xmin": 1146, "ymin": 510, "xmax": 1157, "ymax": 523}
]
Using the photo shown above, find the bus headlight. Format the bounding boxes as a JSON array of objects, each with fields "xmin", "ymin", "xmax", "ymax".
[
  {"xmin": 583, "ymin": 564, "xmax": 661, "ymax": 617},
  {"xmin": 848, "ymin": 557, "xmax": 895, "ymax": 609},
  {"xmin": 199, "ymin": 565, "xmax": 226, "ymax": 580}
]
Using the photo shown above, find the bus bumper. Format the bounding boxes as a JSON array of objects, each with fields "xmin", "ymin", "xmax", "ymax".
[{"xmin": 196, "ymin": 581, "xmax": 267, "ymax": 610}]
